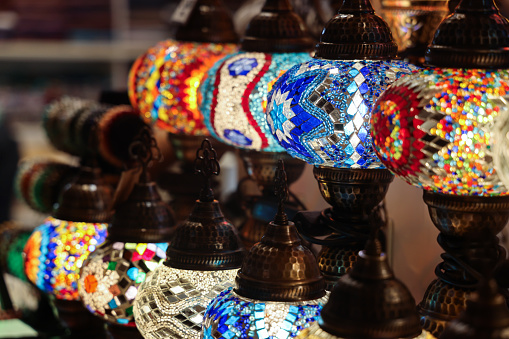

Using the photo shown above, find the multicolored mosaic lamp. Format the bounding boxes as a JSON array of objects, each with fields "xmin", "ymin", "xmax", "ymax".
[
  {"xmin": 133, "ymin": 139, "xmax": 245, "ymax": 339},
  {"xmin": 78, "ymin": 128, "xmax": 175, "ymax": 339},
  {"xmin": 199, "ymin": 0, "xmax": 314, "ymax": 248},
  {"xmin": 370, "ymin": 0, "xmax": 509, "ymax": 336},
  {"xmin": 128, "ymin": 0, "xmax": 239, "ymax": 222},
  {"xmin": 23, "ymin": 165, "xmax": 112, "ymax": 338},
  {"xmin": 295, "ymin": 226, "xmax": 431, "ymax": 339},
  {"xmin": 202, "ymin": 160, "xmax": 328, "ymax": 339},
  {"xmin": 265, "ymin": 0, "xmax": 417, "ymax": 288}
]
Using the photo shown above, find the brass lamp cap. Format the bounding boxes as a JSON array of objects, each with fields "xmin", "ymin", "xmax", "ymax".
[
  {"xmin": 319, "ymin": 239, "xmax": 422, "ymax": 338},
  {"xmin": 315, "ymin": 0, "xmax": 398, "ymax": 60},
  {"xmin": 425, "ymin": 0, "xmax": 509, "ymax": 68},
  {"xmin": 241, "ymin": 0, "xmax": 315, "ymax": 53}
]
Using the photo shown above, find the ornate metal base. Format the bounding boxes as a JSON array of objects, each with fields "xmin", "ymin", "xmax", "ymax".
[
  {"xmin": 53, "ymin": 299, "xmax": 107, "ymax": 339},
  {"xmin": 294, "ymin": 167, "xmax": 394, "ymax": 288},
  {"xmin": 107, "ymin": 324, "xmax": 144, "ymax": 339},
  {"xmin": 238, "ymin": 151, "xmax": 306, "ymax": 249},
  {"xmin": 418, "ymin": 192, "xmax": 509, "ymax": 338}
]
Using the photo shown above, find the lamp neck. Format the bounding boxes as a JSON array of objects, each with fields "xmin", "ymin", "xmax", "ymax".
[
  {"xmin": 456, "ymin": 0, "xmax": 498, "ymax": 12},
  {"xmin": 337, "ymin": 0, "xmax": 375, "ymax": 14}
]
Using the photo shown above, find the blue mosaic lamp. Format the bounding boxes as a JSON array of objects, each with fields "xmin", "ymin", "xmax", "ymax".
[
  {"xmin": 202, "ymin": 160, "xmax": 328, "ymax": 339},
  {"xmin": 264, "ymin": 0, "xmax": 418, "ymax": 289},
  {"xmin": 199, "ymin": 0, "xmax": 314, "ymax": 249}
]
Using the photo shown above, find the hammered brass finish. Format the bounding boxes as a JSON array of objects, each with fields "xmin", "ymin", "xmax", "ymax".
[
  {"xmin": 418, "ymin": 279, "xmax": 470, "ymax": 337},
  {"xmin": 317, "ymin": 245, "xmax": 358, "ymax": 289}
]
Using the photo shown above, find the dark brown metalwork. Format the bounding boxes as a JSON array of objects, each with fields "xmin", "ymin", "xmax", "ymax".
[
  {"xmin": 440, "ymin": 279, "xmax": 509, "ymax": 339},
  {"xmin": 418, "ymin": 192, "xmax": 509, "ymax": 337},
  {"xmin": 238, "ymin": 151, "xmax": 307, "ymax": 249},
  {"xmin": 236, "ymin": 160, "xmax": 325, "ymax": 301},
  {"xmin": 108, "ymin": 128, "xmax": 176, "ymax": 243},
  {"xmin": 319, "ymin": 236, "xmax": 422, "ymax": 338},
  {"xmin": 294, "ymin": 167, "xmax": 393, "ymax": 288},
  {"xmin": 52, "ymin": 165, "xmax": 113, "ymax": 223},
  {"xmin": 53, "ymin": 299, "xmax": 107, "ymax": 339},
  {"xmin": 425, "ymin": 0, "xmax": 509, "ymax": 68},
  {"xmin": 165, "ymin": 139, "xmax": 245, "ymax": 270},
  {"xmin": 315, "ymin": 0, "xmax": 398, "ymax": 60},
  {"xmin": 175, "ymin": 0, "xmax": 238, "ymax": 43},
  {"xmin": 241, "ymin": 0, "xmax": 315, "ymax": 53},
  {"xmin": 380, "ymin": 0, "xmax": 449, "ymax": 65}
]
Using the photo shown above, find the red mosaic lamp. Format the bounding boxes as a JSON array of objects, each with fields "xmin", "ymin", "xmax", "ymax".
[{"xmin": 370, "ymin": 0, "xmax": 509, "ymax": 336}]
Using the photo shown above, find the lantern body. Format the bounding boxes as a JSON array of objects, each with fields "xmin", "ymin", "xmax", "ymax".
[
  {"xmin": 200, "ymin": 52, "xmax": 312, "ymax": 152},
  {"xmin": 23, "ymin": 217, "xmax": 108, "ymax": 300},
  {"xmin": 78, "ymin": 241, "xmax": 168, "ymax": 326},
  {"xmin": 266, "ymin": 59, "xmax": 418, "ymax": 168},
  {"xmin": 371, "ymin": 68, "xmax": 509, "ymax": 196},
  {"xmin": 295, "ymin": 322, "xmax": 434, "ymax": 339},
  {"xmin": 133, "ymin": 265, "xmax": 238, "ymax": 339},
  {"xmin": 128, "ymin": 40, "xmax": 237, "ymax": 136},
  {"xmin": 202, "ymin": 288, "xmax": 327, "ymax": 339}
]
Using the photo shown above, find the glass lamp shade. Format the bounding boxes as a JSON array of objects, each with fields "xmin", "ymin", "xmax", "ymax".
[
  {"xmin": 265, "ymin": 59, "xmax": 418, "ymax": 168},
  {"xmin": 295, "ymin": 323, "xmax": 435, "ymax": 339},
  {"xmin": 77, "ymin": 241, "xmax": 168, "ymax": 326},
  {"xmin": 202, "ymin": 288, "xmax": 328, "ymax": 339},
  {"xmin": 200, "ymin": 51, "xmax": 313, "ymax": 152},
  {"xmin": 132, "ymin": 265, "xmax": 238, "ymax": 339},
  {"xmin": 371, "ymin": 68, "xmax": 509, "ymax": 196},
  {"xmin": 23, "ymin": 217, "xmax": 108, "ymax": 300},
  {"xmin": 128, "ymin": 40, "xmax": 237, "ymax": 136}
]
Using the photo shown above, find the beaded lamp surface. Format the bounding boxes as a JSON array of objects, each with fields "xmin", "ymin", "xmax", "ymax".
[
  {"xmin": 24, "ymin": 217, "xmax": 108, "ymax": 300},
  {"xmin": 128, "ymin": 41, "xmax": 237, "ymax": 136},
  {"xmin": 267, "ymin": 59, "xmax": 418, "ymax": 168},
  {"xmin": 371, "ymin": 68, "xmax": 509, "ymax": 196},
  {"xmin": 200, "ymin": 51, "xmax": 312, "ymax": 152}
]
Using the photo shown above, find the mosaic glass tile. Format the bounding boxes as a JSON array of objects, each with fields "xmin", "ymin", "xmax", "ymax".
[
  {"xmin": 265, "ymin": 59, "xmax": 418, "ymax": 168},
  {"xmin": 202, "ymin": 288, "xmax": 328, "ymax": 339},
  {"xmin": 371, "ymin": 68, "xmax": 509, "ymax": 196},
  {"xmin": 78, "ymin": 241, "xmax": 168, "ymax": 326},
  {"xmin": 133, "ymin": 265, "xmax": 238, "ymax": 339},
  {"xmin": 23, "ymin": 217, "xmax": 108, "ymax": 300},
  {"xmin": 200, "ymin": 52, "xmax": 313, "ymax": 152}
]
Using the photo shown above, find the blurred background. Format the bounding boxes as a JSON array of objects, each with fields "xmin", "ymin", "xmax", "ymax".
[{"xmin": 0, "ymin": 0, "xmax": 508, "ymax": 325}]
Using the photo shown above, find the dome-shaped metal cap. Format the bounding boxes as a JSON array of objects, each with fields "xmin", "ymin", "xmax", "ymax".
[
  {"xmin": 52, "ymin": 166, "xmax": 113, "ymax": 223},
  {"xmin": 319, "ymin": 239, "xmax": 422, "ymax": 338},
  {"xmin": 165, "ymin": 200, "xmax": 245, "ymax": 270},
  {"xmin": 440, "ymin": 279, "xmax": 509, "ymax": 339},
  {"xmin": 109, "ymin": 182, "xmax": 176, "ymax": 243},
  {"xmin": 241, "ymin": 0, "xmax": 315, "ymax": 53},
  {"xmin": 315, "ymin": 0, "xmax": 398, "ymax": 60},
  {"xmin": 425, "ymin": 0, "xmax": 509, "ymax": 68},
  {"xmin": 175, "ymin": 0, "xmax": 238, "ymax": 43},
  {"xmin": 235, "ymin": 160, "xmax": 326, "ymax": 301}
]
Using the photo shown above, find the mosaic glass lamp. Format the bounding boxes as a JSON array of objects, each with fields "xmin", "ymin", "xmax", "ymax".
[
  {"xmin": 369, "ymin": 0, "xmax": 509, "ymax": 336},
  {"xmin": 78, "ymin": 128, "xmax": 176, "ymax": 339},
  {"xmin": 128, "ymin": 0, "xmax": 239, "ymax": 222},
  {"xmin": 23, "ymin": 165, "xmax": 112, "ymax": 338},
  {"xmin": 133, "ymin": 139, "xmax": 245, "ymax": 339},
  {"xmin": 296, "ymin": 228, "xmax": 431, "ymax": 339},
  {"xmin": 199, "ymin": 0, "xmax": 314, "ymax": 248},
  {"xmin": 264, "ymin": 0, "xmax": 417, "ymax": 288},
  {"xmin": 202, "ymin": 160, "xmax": 328, "ymax": 339}
]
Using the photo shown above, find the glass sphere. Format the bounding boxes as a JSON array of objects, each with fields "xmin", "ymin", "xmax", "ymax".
[
  {"xmin": 265, "ymin": 59, "xmax": 418, "ymax": 168},
  {"xmin": 202, "ymin": 288, "xmax": 328, "ymax": 339},
  {"xmin": 23, "ymin": 217, "xmax": 108, "ymax": 300},
  {"xmin": 200, "ymin": 52, "xmax": 313, "ymax": 152},
  {"xmin": 371, "ymin": 68, "xmax": 509, "ymax": 196},
  {"xmin": 78, "ymin": 241, "xmax": 168, "ymax": 326},
  {"xmin": 133, "ymin": 265, "xmax": 238, "ymax": 339},
  {"xmin": 295, "ymin": 322, "xmax": 435, "ymax": 339},
  {"xmin": 128, "ymin": 40, "xmax": 237, "ymax": 136}
]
